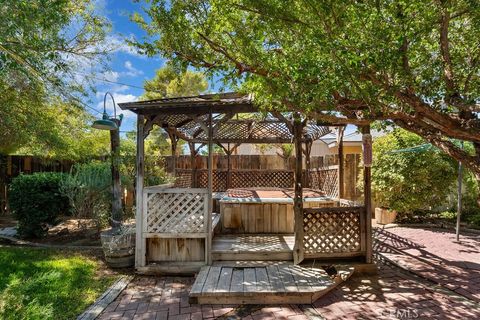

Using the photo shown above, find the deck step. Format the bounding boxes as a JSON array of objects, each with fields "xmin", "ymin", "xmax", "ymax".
[
  {"xmin": 212, "ymin": 234, "xmax": 294, "ymax": 261},
  {"xmin": 189, "ymin": 264, "xmax": 354, "ymax": 305}
]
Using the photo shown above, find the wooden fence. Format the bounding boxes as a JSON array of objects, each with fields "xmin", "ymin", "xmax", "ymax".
[{"xmin": 166, "ymin": 154, "xmax": 361, "ymax": 201}]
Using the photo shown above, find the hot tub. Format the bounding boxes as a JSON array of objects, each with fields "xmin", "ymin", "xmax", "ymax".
[{"xmin": 219, "ymin": 187, "xmax": 336, "ymax": 233}]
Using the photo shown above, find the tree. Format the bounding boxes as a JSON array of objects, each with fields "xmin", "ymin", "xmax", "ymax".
[
  {"xmin": 0, "ymin": 0, "xmax": 110, "ymax": 155},
  {"xmin": 372, "ymin": 129, "xmax": 457, "ymax": 213},
  {"xmin": 140, "ymin": 64, "xmax": 209, "ymax": 156},
  {"xmin": 142, "ymin": 64, "xmax": 209, "ymax": 100},
  {"xmin": 133, "ymin": 0, "xmax": 480, "ymax": 204}
]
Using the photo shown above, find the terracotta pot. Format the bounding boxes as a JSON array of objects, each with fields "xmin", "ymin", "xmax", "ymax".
[{"xmin": 375, "ymin": 207, "xmax": 397, "ymax": 225}]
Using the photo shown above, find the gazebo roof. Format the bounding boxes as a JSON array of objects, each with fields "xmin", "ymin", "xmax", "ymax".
[
  {"xmin": 119, "ymin": 92, "xmax": 337, "ymax": 143},
  {"xmin": 118, "ymin": 92, "xmax": 255, "ymax": 115}
]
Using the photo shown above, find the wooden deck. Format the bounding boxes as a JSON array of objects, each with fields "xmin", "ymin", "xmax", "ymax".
[
  {"xmin": 212, "ymin": 234, "xmax": 294, "ymax": 261},
  {"xmin": 189, "ymin": 264, "xmax": 353, "ymax": 304}
]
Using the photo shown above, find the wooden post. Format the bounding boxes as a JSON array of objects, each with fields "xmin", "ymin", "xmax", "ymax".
[
  {"xmin": 206, "ymin": 110, "xmax": 213, "ymax": 265},
  {"xmin": 188, "ymin": 142, "xmax": 197, "ymax": 188},
  {"xmin": 110, "ymin": 124, "xmax": 122, "ymax": 230},
  {"xmin": 226, "ymin": 143, "xmax": 232, "ymax": 189},
  {"xmin": 362, "ymin": 125, "xmax": 373, "ymax": 263},
  {"xmin": 135, "ymin": 114, "xmax": 146, "ymax": 268},
  {"xmin": 168, "ymin": 128, "xmax": 178, "ymax": 178},
  {"xmin": 293, "ymin": 116, "xmax": 305, "ymax": 264},
  {"xmin": 337, "ymin": 127, "xmax": 345, "ymax": 199}
]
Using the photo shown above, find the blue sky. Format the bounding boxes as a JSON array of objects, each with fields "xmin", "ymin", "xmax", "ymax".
[{"xmin": 85, "ymin": 0, "xmax": 163, "ymax": 133}]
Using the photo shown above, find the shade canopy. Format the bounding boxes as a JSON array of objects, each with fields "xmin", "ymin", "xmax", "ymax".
[{"xmin": 119, "ymin": 92, "xmax": 337, "ymax": 143}]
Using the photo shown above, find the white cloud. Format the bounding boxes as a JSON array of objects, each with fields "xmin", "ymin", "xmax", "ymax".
[
  {"xmin": 105, "ymin": 34, "xmax": 144, "ymax": 57},
  {"xmin": 102, "ymin": 70, "xmax": 120, "ymax": 82},
  {"xmin": 123, "ymin": 60, "xmax": 144, "ymax": 77}
]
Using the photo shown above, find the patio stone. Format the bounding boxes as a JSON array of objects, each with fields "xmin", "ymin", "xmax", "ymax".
[{"xmin": 98, "ymin": 227, "xmax": 480, "ymax": 319}]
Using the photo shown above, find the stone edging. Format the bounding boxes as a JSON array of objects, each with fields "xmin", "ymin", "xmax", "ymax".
[
  {"xmin": 77, "ymin": 275, "xmax": 134, "ymax": 320},
  {"xmin": 377, "ymin": 223, "xmax": 480, "ymax": 235}
]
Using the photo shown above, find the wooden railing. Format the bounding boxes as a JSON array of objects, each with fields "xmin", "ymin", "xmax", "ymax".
[{"xmin": 139, "ymin": 186, "xmax": 210, "ymax": 267}]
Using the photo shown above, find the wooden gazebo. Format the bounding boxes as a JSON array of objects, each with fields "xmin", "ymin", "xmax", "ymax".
[{"xmin": 119, "ymin": 92, "xmax": 374, "ymax": 304}]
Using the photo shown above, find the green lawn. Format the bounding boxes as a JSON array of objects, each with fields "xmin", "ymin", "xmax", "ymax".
[{"xmin": 0, "ymin": 247, "xmax": 117, "ymax": 320}]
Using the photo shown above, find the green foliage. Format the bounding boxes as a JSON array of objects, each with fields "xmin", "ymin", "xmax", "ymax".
[
  {"xmin": 133, "ymin": 0, "xmax": 480, "ymax": 194},
  {"xmin": 372, "ymin": 129, "xmax": 457, "ymax": 213},
  {"xmin": 439, "ymin": 211, "xmax": 457, "ymax": 220},
  {"xmin": 133, "ymin": 0, "xmax": 480, "ymax": 115},
  {"xmin": 141, "ymin": 63, "xmax": 208, "ymax": 100},
  {"xmin": 0, "ymin": 248, "xmax": 116, "ymax": 320},
  {"xmin": 10, "ymin": 100, "xmax": 111, "ymax": 160},
  {"xmin": 120, "ymin": 133, "xmax": 171, "ymax": 188},
  {"xmin": 60, "ymin": 162, "xmax": 112, "ymax": 228},
  {"xmin": 9, "ymin": 173, "xmax": 70, "ymax": 238},
  {"xmin": 0, "ymin": 0, "xmax": 110, "ymax": 156}
]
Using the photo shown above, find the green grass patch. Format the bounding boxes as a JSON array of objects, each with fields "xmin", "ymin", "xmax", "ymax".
[{"xmin": 0, "ymin": 247, "xmax": 117, "ymax": 320}]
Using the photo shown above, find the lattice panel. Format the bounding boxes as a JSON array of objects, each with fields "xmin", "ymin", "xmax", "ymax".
[
  {"xmin": 145, "ymin": 191, "xmax": 207, "ymax": 234},
  {"xmin": 303, "ymin": 207, "xmax": 362, "ymax": 254},
  {"xmin": 174, "ymin": 171, "xmax": 192, "ymax": 188},
  {"xmin": 197, "ymin": 170, "xmax": 227, "ymax": 191},
  {"xmin": 309, "ymin": 169, "xmax": 339, "ymax": 198},
  {"xmin": 230, "ymin": 171, "xmax": 294, "ymax": 188}
]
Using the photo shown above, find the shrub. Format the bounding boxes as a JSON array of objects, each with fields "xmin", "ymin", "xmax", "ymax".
[
  {"xmin": 371, "ymin": 129, "xmax": 457, "ymax": 213},
  {"xmin": 60, "ymin": 162, "xmax": 112, "ymax": 229},
  {"xmin": 9, "ymin": 173, "xmax": 69, "ymax": 238}
]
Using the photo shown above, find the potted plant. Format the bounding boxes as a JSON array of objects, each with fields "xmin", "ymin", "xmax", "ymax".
[{"xmin": 374, "ymin": 207, "xmax": 397, "ymax": 225}]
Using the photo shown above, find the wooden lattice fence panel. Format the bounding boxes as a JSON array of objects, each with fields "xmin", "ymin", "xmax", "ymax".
[
  {"xmin": 309, "ymin": 167, "xmax": 339, "ymax": 198},
  {"xmin": 144, "ymin": 188, "xmax": 208, "ymax": 235},
  {"xmin": 230, "ymin": 170, "xmax": 294, "ymax": 188},
  {"xmin": 303, "ymin": 206, "xmax": 363, "ymax": 256},
  {"xmin": 174, "ymin": 170, "xmax": 192, "ymax": 188},
  {"xmin": 197, "ymin": 170, "xmax": 227, "ymax": 191}
]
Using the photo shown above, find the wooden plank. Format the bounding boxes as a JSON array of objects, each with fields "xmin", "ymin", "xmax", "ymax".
[
  {"xmin": 202, "ymin": 266, "xmax": 221, "ymax": 295},
  {"xmin": 143, "ymin": 233, "xmax": 208, "ymax": 238},
  {"xmin": 229, "ymin": 268, "xmax": 244, "ymax": 293},
  {"xmin": 255, "ymin": 267, "xmax": 271, "ymax": 292},
  {"xmin": 243, "ymin": 268, "xmax": 256, "ymax": 293},
  {"xmin": 147, "ymin": 238, "xmax": 205, "ymax": 262},
  {"xmin": 213, "ymin": 251, "xmax": 293, "ymax": 261},
  {"xmin": 195, "ymin": 293, "xmax": 312, "ymax": 305},
  {"xmin": 286, "ymin": 204, "xmax": 294, "ymax": 233},
  {"xmin": 289, "ymin": 265, "xmax": 312, "ymax": 292},
  {"xmin": 223, "ymin": 206, "xmax": 232, "ymax": 228},
  {"xmin": 216, "ymin": 267, "xmax": 233, "ymax": 293},
  {"xmin": 231, "ymin": 204, "xmax": 242, "ymax": 229},
  {"xmin": 248, "ymin": 205, "xmax": 256, "ymax": 233},
  {"xmin": 277, "ymin": 265, "xmax": 297, "ymax": 293},
  {"xmin": 190, "ymin": 267, "xmax": 210, "ymax": 295},
  {"xmin": 263, "ymin": 204, "xmax": 272, "ymax": 233},
  {"xmin": 137, "ymin": 261, "xmax": 205, "ymax": 276},
  {"xmin": 278, "ymin": 204, "xmax": 287, "ymax": 233},
  {"xmin": 255, "ymin": 204, "xmax": 264, "ymax": 233},
  {"xmin": 265, "ymin": 265, "xmax": 284, "ymax": 293},
  {"xmin": 271, "ymin": 203, "xmax": 279, "ymax": 232}
]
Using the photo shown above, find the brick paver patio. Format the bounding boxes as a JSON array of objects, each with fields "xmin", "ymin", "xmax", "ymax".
[
  {"xmin": 99, "ymin": 227, "xmax": 480, "ymax": 320},
  {"xmin": 375, "ymin": 227, "xmax": 480, "ymax": 302}
]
